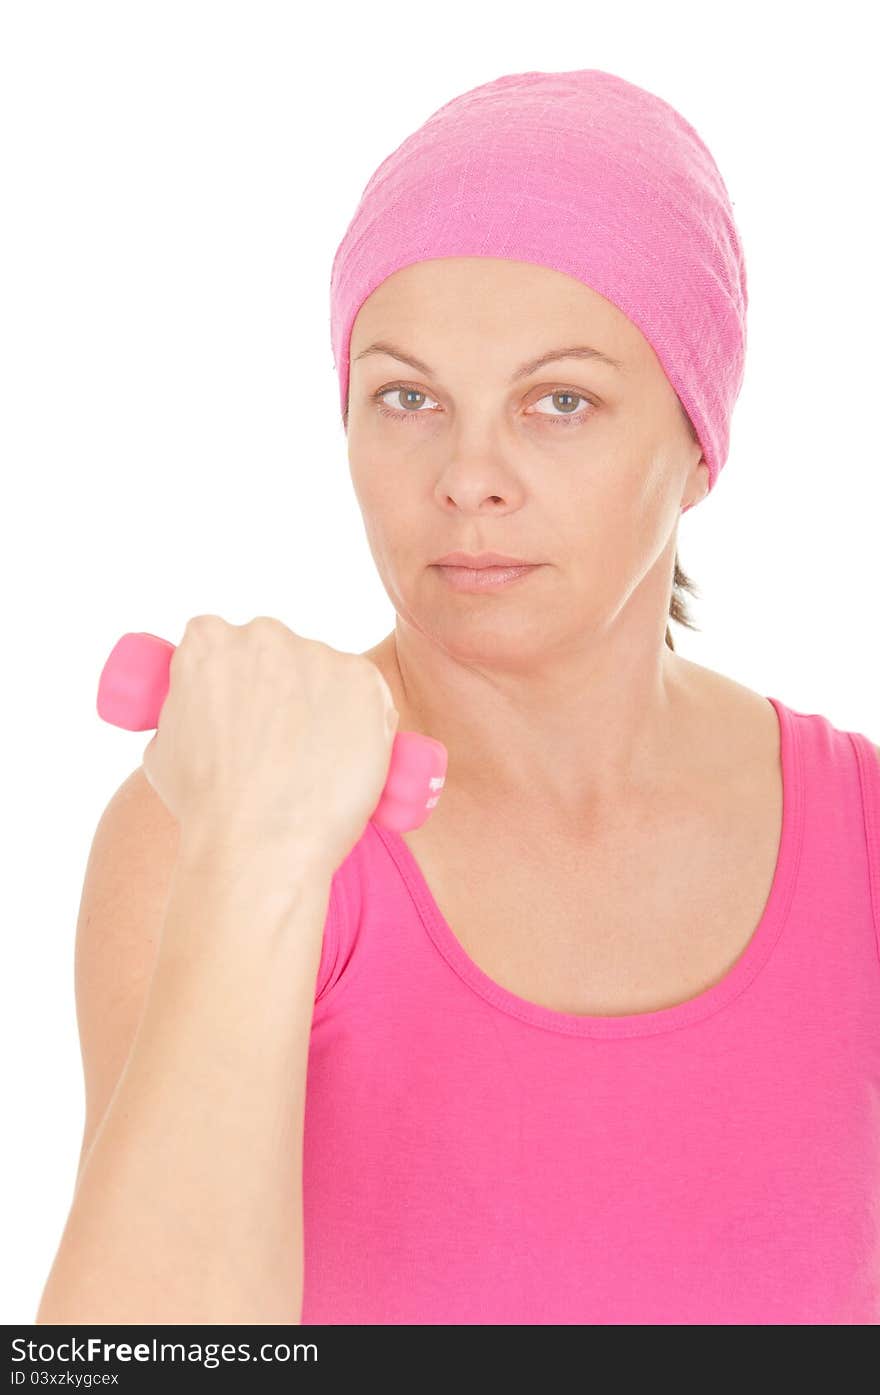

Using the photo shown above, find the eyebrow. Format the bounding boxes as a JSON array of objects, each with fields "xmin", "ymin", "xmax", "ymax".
[{"xmin": 351, "ymin": 339, "xmax": 625, "ymax": 380}]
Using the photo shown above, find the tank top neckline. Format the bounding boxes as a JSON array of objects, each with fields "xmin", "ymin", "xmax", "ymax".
[{"xmin": 374, "ymin": 695, "xmax": 805, "ymax": 1039}]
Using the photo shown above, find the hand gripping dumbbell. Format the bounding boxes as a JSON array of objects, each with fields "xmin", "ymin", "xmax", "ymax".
[{"xmin": 96, "ymin": 632, "xmax": 447, "ymax": 833}]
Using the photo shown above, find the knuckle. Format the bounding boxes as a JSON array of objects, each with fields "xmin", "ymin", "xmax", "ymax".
[
  {"xmin": 186, "ymin": 613, "xmax": 226, "ymax": 630},
  {"xmin": 346, "ymin": 652, "xmax": 372, "ymax": 681},
  {"xmin": 355, "ymin": 655, "xmax": 392, "ymax": 702},
  {"xmin": 183, "ymin": 614, "xmax": 226, "ymax": 646}
]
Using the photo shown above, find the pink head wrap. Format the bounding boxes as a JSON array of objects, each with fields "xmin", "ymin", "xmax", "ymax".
[{"xmin": 329, "ymin": 68, "xmax": 748, "ymax": 510}]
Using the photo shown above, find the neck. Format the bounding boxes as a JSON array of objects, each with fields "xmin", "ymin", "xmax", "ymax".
[{"xmin": 369, "ymin": 619, "xmax": 700, "ymax": 830}]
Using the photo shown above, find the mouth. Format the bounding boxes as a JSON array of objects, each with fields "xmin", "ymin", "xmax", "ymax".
[
  {"xmin": 432, "ymin": 562, "xmax": 542, "ymax": 592},
  {"xmin": 433, "ymin": 551, "xmax": 537, "ymax": 568}
]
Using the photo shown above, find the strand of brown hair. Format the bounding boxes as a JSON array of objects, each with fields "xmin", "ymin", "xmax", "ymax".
[{"xmin": 666, "ymin": 551, "xmax": 700, "ymax": 652}]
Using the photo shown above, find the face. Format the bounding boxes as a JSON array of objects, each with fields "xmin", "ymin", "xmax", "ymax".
[{"xmin": 345, "ymin": 257, "xmax": 708, "ymax": 666}]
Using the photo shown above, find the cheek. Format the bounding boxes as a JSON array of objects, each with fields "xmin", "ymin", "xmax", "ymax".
[
  {"xmin": 633, "ymin": 447, "xmax": 689, "ymax": 550},
  {"xmin": 557, "ymin": 492, "xmax": 654, "ymax": 600},
  {"xmin": 349, "ymin": 460, "xmax": 423, "ymax": 558},
  {"xmin": 578, "ymin": 436, "xmax": 677, "ymax": 536},
  {"xmin": 348, "ymin": 449, "xmax": 392, "ymax": 508}
]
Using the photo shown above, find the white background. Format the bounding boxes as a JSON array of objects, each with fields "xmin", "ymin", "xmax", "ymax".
[{"xmin": 1, "ymin": 0, "xmax": 877, "ymax": 1324}]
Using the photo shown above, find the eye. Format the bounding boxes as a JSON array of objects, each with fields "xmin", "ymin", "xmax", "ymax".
[
  {"xmin": 527, "ymin": 390, "xmax": 596, "ymax": 427},
  {"xmin": 372, "ymin": 384, "xmax": 441, "ymax": 423},
  {"xmin": 370, "ymin": 382, "xmax": 597, "ymax": 428}
]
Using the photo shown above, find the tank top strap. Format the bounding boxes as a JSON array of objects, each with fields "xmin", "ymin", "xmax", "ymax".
[
  {"xmin": 313, "ymin": 828, "xmax": 369, "ymax": 1006},
  {"xmin": 847, "ymin": 726, "xmax": 880, "ymax": 966},
  {"xmin": 773, "ymin": 697, "xmax": 880, "ymax": 973},
  {"xmin": 314, "ymin": 867, "xmax": 346, "ymax": 1004}
]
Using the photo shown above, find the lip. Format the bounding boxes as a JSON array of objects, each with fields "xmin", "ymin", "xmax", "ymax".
[
  {"xmin": 433, "ymin": 551, "xmax": 537, "ymax": 567},
  {"xmin": 433, "ymin": 563, "xmax": 541, "ymax": 593}
]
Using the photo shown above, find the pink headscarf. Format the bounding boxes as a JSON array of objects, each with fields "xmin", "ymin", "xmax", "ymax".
[{"xmin": 330, "ymin": 69, "xmax": 748, "ymax": 509}]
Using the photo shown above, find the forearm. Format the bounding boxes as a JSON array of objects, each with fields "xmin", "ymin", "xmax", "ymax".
[{"xmin": 36, "ymin": 843, "xmax": 333, "ymax": 1325}]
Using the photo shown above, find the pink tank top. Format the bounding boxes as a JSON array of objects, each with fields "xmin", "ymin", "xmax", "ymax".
[{"xmin": 301, "ymin": 696, "xmax": 880, "ymax": 1324}]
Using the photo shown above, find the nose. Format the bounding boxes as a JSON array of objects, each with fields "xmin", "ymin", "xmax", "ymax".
[{"xmin": 433, "ymin": 457, "xmax": 525, "ymax": 515}]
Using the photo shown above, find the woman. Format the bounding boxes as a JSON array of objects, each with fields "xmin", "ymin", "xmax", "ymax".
[
  {"xmin": 38, "ymin": 68, "xmax": 880, "ymax": 1328},
  {"xmin": 304, "ymin": 68, "xmax": 880, "ymax": 1324}
]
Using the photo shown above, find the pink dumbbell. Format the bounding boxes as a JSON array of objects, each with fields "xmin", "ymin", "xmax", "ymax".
[{"xmin": 97, "ymin": 632, "xmax": 447, "ymax": 833}]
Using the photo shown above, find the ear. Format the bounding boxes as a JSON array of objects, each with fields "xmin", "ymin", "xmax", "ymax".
[{"xmin": 683, "ymin": 460, "xmax": 710, "ymax": 511}]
